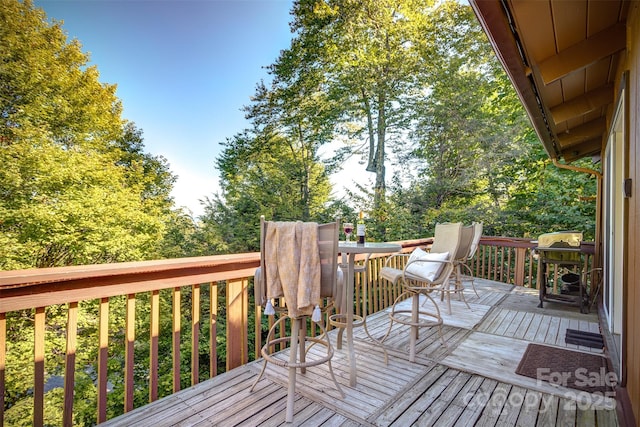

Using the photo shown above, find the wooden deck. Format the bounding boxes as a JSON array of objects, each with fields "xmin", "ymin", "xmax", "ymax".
[{"xmin": 102, "ymin": 279, "xmax": 618, "ymax": 426}]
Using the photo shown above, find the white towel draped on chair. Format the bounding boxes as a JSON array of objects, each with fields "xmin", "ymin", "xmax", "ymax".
[{"xmin": 264, "ymin": 221, "xmax": 321, "ymax": 318}]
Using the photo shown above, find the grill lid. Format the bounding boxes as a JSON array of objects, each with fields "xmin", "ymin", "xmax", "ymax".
[{"xmin": 537, "ymin": 231, "xmax": 583, "ymax": 248}]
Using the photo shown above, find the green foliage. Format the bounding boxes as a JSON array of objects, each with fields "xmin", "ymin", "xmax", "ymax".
[
  {"xmin": 0, "ymin": 0, "xmax": 177, "ymax": 269},
  {"xmin": 288, "ymin": 0, "xmax": 438, "ymax": 213}
]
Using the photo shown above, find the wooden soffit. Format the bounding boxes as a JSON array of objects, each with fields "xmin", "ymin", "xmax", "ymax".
[{"xmin": 470, "ymin": 0, "xmax": 629, "ymax": 162}]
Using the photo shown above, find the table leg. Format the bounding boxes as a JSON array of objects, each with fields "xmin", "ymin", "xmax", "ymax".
[
  {"xmin": 538, "ymin": 261, "xmax": 545, "ymax": 308},
  {"xmin": 347, "ymin": 252, "xmax": 357, "ymax": 387},
  {"xmin": 409, "ymin": 294, "xmax": 418, "ymax": 363}
]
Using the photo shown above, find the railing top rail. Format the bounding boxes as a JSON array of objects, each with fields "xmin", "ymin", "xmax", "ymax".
[
  {"xmin": 0, "ymin": 236, "xmax": 597, "ymax": 290},
  {"xmin": 0, "ymin": 253, "xmax": 260, "ymax": 289},
  {"xmin": 0, "ymin": 239, "xmax": 427, "ymax": 289},
  {"xmin": 478, "ymin": 237, "xmax": 595, "ymax": 254},
  {"xmin": 0, "ymin": 236, "xmax": 596, "ymax": 312}
]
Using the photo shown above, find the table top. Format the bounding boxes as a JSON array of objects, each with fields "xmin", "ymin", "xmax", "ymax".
[{"xmin": 338, "ymin": 241, "xmax": 401, "ymax": 253}]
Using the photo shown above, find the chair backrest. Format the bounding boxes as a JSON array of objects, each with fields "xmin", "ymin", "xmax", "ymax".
[
  {"xmin": 467, "ymin": 222, "xmax": 483, "ymax": 260},
  {"xmin": 256, "ymin": 216, "xmax": 340, "ymax": 309},
  {"xmin": 430, "ymin": 222, "xmax": 463, "ymax": 261},
  {"xmin": 454, "ymin": 225, "xmax": 474, "ymax": 261},
  {"xmin": 316, "ymin": 219, "xmax": 340, "ymax": 299}
]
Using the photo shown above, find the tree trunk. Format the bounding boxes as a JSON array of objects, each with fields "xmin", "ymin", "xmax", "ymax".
[
  {"xmin": 362, "ymin": 89, "xmax": 377, "ymax": 173},
  {"xmin": 374, "ymin": 91, "xmax": 387, "ymax": 239}
]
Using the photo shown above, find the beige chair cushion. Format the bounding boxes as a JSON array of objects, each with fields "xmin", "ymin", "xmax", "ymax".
[
  {"xmin": 405, "ymin": 248, "xmax": 449, "ymax": 281},
  {"xmin": 380, "ymin": 266, "xmax": 403, "ymax": 284},
  {"xmin": 381, "ymin": 264, "xmax": 446, "ymax": 285}
]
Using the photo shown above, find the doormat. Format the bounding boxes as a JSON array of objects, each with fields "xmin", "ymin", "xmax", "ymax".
[
  {"xmin": 564, "ymin": 328, "xmax": 604, "ymax": 349},
  {"xmin": 515, "ymin": 343, "xmax": 614, "ymax": 394}
]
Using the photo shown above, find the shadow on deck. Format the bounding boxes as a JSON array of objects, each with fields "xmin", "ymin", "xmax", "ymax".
[{"xmin": 102, "ymin": 279, "xmax": 618, "ymax": 427}]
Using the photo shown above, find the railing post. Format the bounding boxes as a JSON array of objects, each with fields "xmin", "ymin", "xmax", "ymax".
[
  {"xmin": 0, "ymin": 313, "xmax": 5, "ymax": 427},
  {"xmin": 210, "ymin": 282, "xmax": 218, "ymax": 378},
  {"xmin": 97, "ymin": 298, "xmax": 109, "ymax": 424},
  {"xmin": 514, "ymin": 247, "xmax": 526, "ymax": 286},
  {"xmin": 191, "ymin": 284, "xmax": 201, "ymax": 386},
  {"xmin": 34, "ymin": 307, "xmax": 45, "ymax": 427},
  {"xmin": 172, "ymin": 287, "xmax": 181, "ymax": 393},
  {"xmin": 149, "ymin": 290, "xmax": 159, "ymax": 402},
  {"xmin": 124, "ymin": 294, "xmax": 136, "ymax": 413},
  {"xmin": 227, "ymin": 278, "xmax": 248, "ymax": 370},
  {"xmin": 63, "ymin": 302, "xmax": 78, "ymax": 427}
]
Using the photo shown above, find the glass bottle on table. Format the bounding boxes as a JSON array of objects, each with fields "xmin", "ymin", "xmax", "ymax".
[{"xmin": 356, "ymin": 211, "xmax": 365, "ymax": 244}]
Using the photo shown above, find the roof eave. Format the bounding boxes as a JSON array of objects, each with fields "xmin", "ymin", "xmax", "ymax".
[{"xmin": 469, "ymin": 0, "xmax": 559, "ymax": 160}]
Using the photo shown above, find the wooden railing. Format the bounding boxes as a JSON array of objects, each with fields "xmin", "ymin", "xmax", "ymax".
[
  {"xmin": 469, "ymin": 237, "xmax": 596, "ymax": 291},
  {"xmin": 0, "ymin": 236, "xmax": 596, "ymax": 426}
]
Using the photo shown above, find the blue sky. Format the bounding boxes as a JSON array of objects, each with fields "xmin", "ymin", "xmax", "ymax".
[{"xmin": 35, "ymin": 0, "xmax": 295, "ymax": 218}]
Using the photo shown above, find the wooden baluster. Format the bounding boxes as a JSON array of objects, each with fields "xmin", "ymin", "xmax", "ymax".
[
  {"xmin": 210, "ymin": 282, "xmax": 218, "ymax": 377},
  {"xmin": 254, "ymin": 286, "xmax": 262, "ymax": 361},
  {"xmin": 34, "ymin": 307, "xmax": 45, "ymax": 427},
  {"xmin": 124, "ymin": 294, "xmax": 135, "ymax": 413},
  {"xmin": 278, "ymin": 297, "xmax": 285, "ymax": 352},
  {"xmin": 242, "ymin": 280, "xmax": 249, "ymax": 364},
  {"xmin": 227, "ymin": 278, "xmax": 248, "ymax": 370},
  {"xmin": 495, "ymin": 247, "xmax": 500, "ymax": 282},
  {"xmin": 97, "ymin": 298, "xmax": 109, "ymax": 423},
  {"xmin": 506, "ymin": 248, "xmax": 513, "ymax": 284},
  {"xmin": 150, "ymin": 290, "xmax": 159, "ymax": 402},
  {"xmin": 172, "ymin": 287, "xmax": 181, "ymax": 393},
  {"xmin": 514, "ymin": 247, "xmax": 526, "ymax": 286},
  {"xmin": 0, "ymin": 312, "xmax": 5, "ymax": 427},
  {"xmin": 528, "ymin": 250, "xmax": 535, "ymax": 288},
  {"xmin": 499, "ymin": 247, "xmax": 505, "ymax": 282},
  {"xmin": 63, "ymin": 302, "xmax": 78, "ymax": 426},
  {"xmin": 355, "ymin": 268, "xmax": 362, "ymax": 317},
  {"xmin": 192, "ymin": 284, "xmax": 200, "ymax": 386}
]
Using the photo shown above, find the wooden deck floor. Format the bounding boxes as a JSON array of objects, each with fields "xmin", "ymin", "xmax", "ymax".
[{"xmin": 102, "ymin": 280, "xmax": 619, "ymax": 426}]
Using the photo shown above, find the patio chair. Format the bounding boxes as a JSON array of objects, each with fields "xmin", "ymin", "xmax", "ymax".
[
  {"xmin": 439, "ymin": 224, "xmax": 474, "ymax": 314},
  {"xmin": 458, "ymin": 222, "xmax": 483, "ymax": 297},
  {"xmin": 250, "ymin": 217, "xmax": 344, "ymax": 423},
  {"xmin": 379, "ymin": 222, "xmax": 462, "ymax": 362}
]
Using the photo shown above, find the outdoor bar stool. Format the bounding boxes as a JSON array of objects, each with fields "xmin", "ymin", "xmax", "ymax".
[
  {"xmin": 250, "ymin": 217, "xmax": 344, "ymax": 423},
  {"xmin": 378, "ymin": 222, "xmax": 462, "ymax": 362}
]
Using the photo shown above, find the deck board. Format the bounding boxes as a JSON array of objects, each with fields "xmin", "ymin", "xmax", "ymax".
[{"xmin": 101, "ymin": 278, "xmax": 618, "ymax": 427}]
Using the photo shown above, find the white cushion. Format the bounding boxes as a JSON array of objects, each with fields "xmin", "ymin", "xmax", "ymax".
[{"xmin": 405, "ymin": 248, "xmax": 449, "ymax": 281}]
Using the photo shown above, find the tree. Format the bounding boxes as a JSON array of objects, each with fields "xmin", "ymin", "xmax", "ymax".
[
  {"xmin": 287, "ymin": 0, "xmax": 435, "ymax": 232},
  {"xmin": 378, "ymin": 1, "xmax": 596, "ymax": 240},
  {"xmin": 0, "ymin": 0, "xmax": 176, "ymax": 269},
  {"xmin": 204, "ymin": 123, "xmax": 334, "ymax": 254}
]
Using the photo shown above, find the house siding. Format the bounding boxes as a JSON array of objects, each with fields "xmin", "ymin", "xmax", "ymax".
[{"xmin": 618, "ymin": 3, "xmax": 640, "ymax": 425}]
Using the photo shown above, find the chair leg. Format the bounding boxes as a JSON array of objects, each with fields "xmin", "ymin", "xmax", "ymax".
[
  {"xmin": 250, "ymin": 315, "xmax": 287, "ymax": 392},
  {"xmin": 286, "ymin": 319, "xmax": 300, "ymax": 423},
  {"xmin": 380, "ymin": 292, "xmax": 407, "ymax": 344},
  {"xmin": 315, "ymin": 320, "xmax": 345, "ymax": 398},
  {"xmin": 298, "ymin": 318, "xmax": 307, "ymax": 375},
  {"xmin": 386, "ymin": 290, "xmax": 447, "ymax": 361},
  {"xmin": 455, "ymin": 267, "xmax": 471, "ymax": 310},
  {"xmin": 249, "ymin": 358, "xmax": 268, "ymax": 392},
  {"xmin": 421, "ymin": 291, "xmax": 447, "ymax": 349},
  {"xmin": 336, "ymin": 326, "xmax": 344, "ymax": 349},
  {"xmin": 359, "ymin": 268, "xmax": 389, "ymax": 364},
  {"xmin": 462, "ymin": 263, "xmax": 480, "ymax": 297}
]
